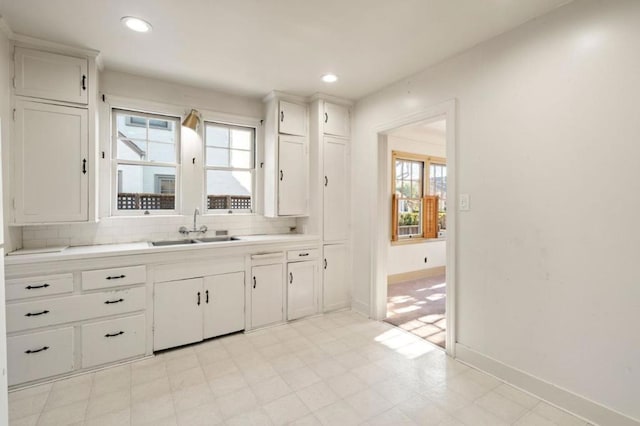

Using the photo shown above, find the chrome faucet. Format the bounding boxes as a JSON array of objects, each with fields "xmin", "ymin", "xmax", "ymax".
[{"xmin": 179, "ymin": 208, "xmax": 208, "ymax": 236}]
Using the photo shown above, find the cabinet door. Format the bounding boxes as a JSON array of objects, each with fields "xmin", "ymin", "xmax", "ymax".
[
  {"xmin": 251, "ymin": 264, "xmax": 283, "ymax": 329},
  {"xmin": 154, "ymin": 278, "xmax": 203, "ymax": 351},
  {"xmin": 323, "ymin": 102, "xmax": 350, "ymax": 137},
  {"xmin": 287, "ymin": 261, "xmax": 317, "ymax": 321},
  {"xmin": 279, "ymin": 100, "xmax": 306, "ymax": 136},
  {"xmin": 278, "ymin": 135, "xmax": 308, "ymax": 216},
  {"xmin": 15, "ymin": 47, "xmax": 88, "ymax": 104},
  {"xmin": 323, "ymin": 137, "xmax": 348, "ymax": 241},
  {"xmin": 203, "ymin": 272, "xmax": 245, "ymax": 339},
  {"xmin": 323, "ymin": 244, "xmax": 350, "ymax": 312},
  {"xmin": 14, "ymin": 100, "xmax": 88, "ymax": 223}
]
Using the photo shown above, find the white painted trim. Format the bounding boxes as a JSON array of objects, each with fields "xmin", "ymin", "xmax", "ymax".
[
  {"xmin": 371, "ymin": 99, "xmax": 457, "ymax": 357},
  {"xmin": 455, "ymin": 343, "xmax": 640, "ymax": 426},
  {"xmin": 308, "ymin": 93, "xmax": 355, "ymax": 106},
  {"xmin": 11, "ymin": 33, "xmax": 100, "ymax": 58}
]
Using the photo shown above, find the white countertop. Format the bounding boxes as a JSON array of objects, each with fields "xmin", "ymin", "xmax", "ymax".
[{"xmin": 5, "ymin": 234, "xmax": 320, "ymax": 265}]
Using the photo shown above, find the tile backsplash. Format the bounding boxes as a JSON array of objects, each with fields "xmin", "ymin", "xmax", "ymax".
[{"xmin": 20, "ymin": 215, "xmax": 298, "ymax": 249}]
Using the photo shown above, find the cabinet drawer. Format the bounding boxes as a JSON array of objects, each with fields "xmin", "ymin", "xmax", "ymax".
[
  {"xmin": 84, "ymin": 286, "xmax": 146, "ymax": 320},
  {"xmin": 287, "ymin": 249, "xmax": 319, "ymax": 261},
  {"xmin": 82, "ymin": 314, "xmax": 146, "ymax": 368},
  {"xmin": 6, "ymin": 286, "xmax": 146, "ymax": 333},
  {"xmin": 8, "ymin": 327, "xmax": 74, "ymax": 386},
  {"xmin": 82, "ymin": 265, "xmax": 146, "ymax": 290},
  {"xmin": 6, "ymin": 274, "xmax": 73, "ymax": 301}
]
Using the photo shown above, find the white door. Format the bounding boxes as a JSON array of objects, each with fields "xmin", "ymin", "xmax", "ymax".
[
  {"xmin": 287, "ymin": 261, "xmax": 317, "ymax": 320},
  {"xmin": 251, "ymin": 264, "xmax": 283, "ymax": 329},
  {"xmin": 14, "ymin": 100, "xmax": 88, "ymax": 224},
  {"xmin": 279, "ymin": 100, "xmax": 306, "ymax": 136},
  {"xmin": 323, "ymin": 102, "xmax": 350, "ymax": 137},
  {"xmin": 203, "ymin": 272, "xmax": 245, "ymax": 339},
  {"xmin": 323, "ymin": 244, "xmax": 350, "ymax": 312},
  {"xmin": 278, "ymin": 135, "xmax": 308, "ymax": 216},
  {"xmin": 15, "ymin": 47, "xmax": 88, "ymax": 104},
  {"xmin": 323, "ymin": 137, "xmax": 348, "ymax": 241},
  {"xmin": 154, "ymin": 278, "xmax": 203, "ymax": 351}
]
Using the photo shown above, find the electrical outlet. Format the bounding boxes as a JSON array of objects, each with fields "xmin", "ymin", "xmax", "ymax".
[{"xmin": 459, "ymin": 194, "xmax": 470, "ymax": 211}]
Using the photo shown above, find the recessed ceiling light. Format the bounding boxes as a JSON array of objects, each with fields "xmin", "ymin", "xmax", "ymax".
[
  {"xmin": 322, "ymin": 73, "xmax": 338, "ymax": 83},
  {"xmin": 121, "ymin": 16, "xmax": 152, "ymax": 33}
]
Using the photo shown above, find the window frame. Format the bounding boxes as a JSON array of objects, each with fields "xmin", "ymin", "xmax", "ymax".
[
  {"xmin": 111, "ymin": 108, "xmax": 181, "ymax": 216},
  {"xmin": 203, "ymin": 120, "xmax": 257, "ymax": 214},
  {"xmin": 391, "ymin": 151, "xmax": 446, "ymax": 244}
]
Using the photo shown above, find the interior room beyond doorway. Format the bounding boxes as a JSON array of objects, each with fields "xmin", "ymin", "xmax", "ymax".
[{"xmin": 384, "ymin": 118, "xmax": 447, "ymax": 349}]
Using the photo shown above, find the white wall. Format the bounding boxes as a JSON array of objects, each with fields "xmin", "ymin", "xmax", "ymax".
[
  {"xmin": 387, "ymin": 135, "xmax": 446, "ymax": 276},
  {"xmin": 353, "ymin": 0, "xmax": 640, "ymax": 422},
  {"xmin": 20, "ymin": 70, "xmax": 298, "ymax": 249}
]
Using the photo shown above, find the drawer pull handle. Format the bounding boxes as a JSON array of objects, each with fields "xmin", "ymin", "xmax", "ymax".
[
  {"xmin": 197, "ymin": 292, "xmax": 201, "ymax": 306},
  {"xmin": 298, "ymin": 253, "xmax": 309, "ymax": 257},
  {"xmin": 289, "ymin": 272, "xmax": 293, "ymax": 284},
  {"xmin": 106, "ymin": 275, "xmax": 126, "ymax": 280},
  {"xmin": 25, "ymin": 346, "xmax": 49, "ymax": 354},
  {"xmin": 26, "ymin": 284, "xmax": 50, "ymax": 290},
  {"xmin": 206, "ymin": 290, "xmax": 209, "ymax": 304},
  {"xmin": 105, "ymin": 331, "xmax": 124, "ymax": 338},
  {"xmin": 25, "ymin": 310, "xmax": 49, "ymax": 317},
  {"xmin": 104, "ymin": 298, "xmax": 124, "ymax": 304}
]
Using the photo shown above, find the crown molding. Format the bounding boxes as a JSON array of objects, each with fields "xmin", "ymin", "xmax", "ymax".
[
  {"xmin": 0, "ymin": 15, "xmax": 14, "ymax": 39},
  {"xmin": 11, "ymin": 33, "xmax": 100, "ymax": 58}
]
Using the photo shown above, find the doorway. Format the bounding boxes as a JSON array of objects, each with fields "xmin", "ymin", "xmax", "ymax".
[{"xmin": 371, "ymin": 100, "xmax": 457, "ymax": 356}]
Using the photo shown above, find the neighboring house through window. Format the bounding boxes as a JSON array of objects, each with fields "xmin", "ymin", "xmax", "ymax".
[
  {"xmin": 204, "ymin": 122, "xmax": 255, "ymax": 213},
  {"xmin": 391, "ymin": 151, "xmax": 447, "ymax": 241},
  {"xmin": 113, "ymin": 109, "xmax": 180, "ymax": 212}
]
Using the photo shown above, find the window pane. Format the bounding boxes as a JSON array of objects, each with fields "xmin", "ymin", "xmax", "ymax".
[
  {"xmin": 396, "ymin": 161, "xmax": 404, "ymax": 181},
  {"xmin": 117, "ymin": 164, "xmax": 176, "ymax": 210},
  {"xmin": 207, "ymin": 147, "xmax": 230, "ymax": 167},
  {"xmin": 206, "ymin": 125, "xmax": 229, "ymax": 148},
  {"xmin": 116, "ymin": 111, "xmax": 177, "ymax": 162},
  {"xmin": 206, "ymin": 170, "xmax": 252, "ymax": 211},
  {"xmin": 230, "ymin": 149, "xmax": 251, "ymax": 169},
  {"xmin": 411, "ymin": 162, "xmax": 421, "ymax": 182},
  {"xmin": 231, "ymin": 128, "xmax": 252, "ymax": 150},
  {"xmin": 398, "ymin": 199, "xmax": 422, "ymax": 237}
]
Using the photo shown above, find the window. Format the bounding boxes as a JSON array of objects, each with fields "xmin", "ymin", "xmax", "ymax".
[
  {"xmin": 204, "ymin": 122, "xmax": 255, "ymax": 213},
  {"xmin": 113, "ymin": 109, "xmax": 180, "ymax": 212},
  {"xmin": 391, "ymin": 151, "xmax": 447, "ymax": 241}
]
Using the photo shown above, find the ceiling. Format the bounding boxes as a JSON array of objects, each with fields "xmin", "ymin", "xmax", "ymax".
[
  {"xmin": 391, "ymin": 119, "xmax": 446, "ymax": 145},
  {"xmin": 1, "ymin": 0, "xmax": 572, "ymax": 100}
]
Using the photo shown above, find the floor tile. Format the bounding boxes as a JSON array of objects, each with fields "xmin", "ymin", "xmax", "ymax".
[
  {"xmin": 171, "ymin": 383, "xmax": 214, "ymax": 413},
  {"xmin": 295, "ymin": 381, "xmax": 339, "ymax": 411},
  {"xmin": 474, "ymin": 390, "xmax": 528, "ymax": 423},
  {"xmin": 37, "ymin": 399, "xmax": 88, "ymax": 426},
  {"xmin": 345, "ymin": 388, "xmax": 393, "ymax": 419},
  {"xmin": 215, "ymin": 387, "xmax": 258, "ymax": 419},
  {"xmin": 250, "ymin": 375, "xmax": 292, "ymax": 404},
  {"xmin": 86, "ymin": 388, "xmax": 131, "ymax": 419},
  {"xmin": 84, "ymin": 408, "xmax": 131, "ymax": 426},
  {"xmin": 532, "ymin": 402, "xmax": 589, "ymax": 426},
  {"xmin": 493, "ymin": 383, "xmax": 540, "ymax": 409},
  {"xmin": 281, "ymin": 366, "xmax": 322, "ymax": 391},
  {"xmin": 262, "ymin": 393, "xmax": 310, "ymax": 425},
  {"xmin": 131, "ymin": 394, "xmax": 175, "ymax": 425},
  {"xmin": 324, "ymin": 372, "xmax": 368, "ymax": 398},
  {"xmin": 8, "ymin": 391, "xmax": 49, "ymax": 421},
  {"xmin": 313, "ymin": 400, "xmax": 362, "ymax": 426},
  {"xmin": 175, "ymin": 401, "xmax": 223, "ymax": 426}
]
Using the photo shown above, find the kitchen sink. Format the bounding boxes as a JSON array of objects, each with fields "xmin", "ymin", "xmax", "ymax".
[
  {"xmin": 151, "ymin": 236, "xmax": 241, "ymax": 246},
  {"xmin": 151, "ymin": 239, "xmax": 200, "ymax": 246},
  {"xmin": 194, "ymin": 236, "xmax": 242, "ymax": 243}
]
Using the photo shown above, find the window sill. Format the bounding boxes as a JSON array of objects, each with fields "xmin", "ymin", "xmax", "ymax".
[{"xmin": 391, "ymin": 237, "xmax": 446, "ymax": 246}]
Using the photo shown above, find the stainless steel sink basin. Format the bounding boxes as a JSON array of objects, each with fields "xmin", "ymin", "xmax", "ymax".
[
  {"xmin": 194, "ymin": 236, "xmax": 242, "ymax": 243},
  {"xmin": 151, "ymin": 236, "xmax": 241, "ymax": 246},
  {"xmin": 151, "ymin": 239, "xmax": 199, "ymax": 246}
]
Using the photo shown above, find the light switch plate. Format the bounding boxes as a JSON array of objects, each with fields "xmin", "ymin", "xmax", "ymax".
[{"xmin": 459, "ymin": 194, "xmax": 470, "ymax": 211}]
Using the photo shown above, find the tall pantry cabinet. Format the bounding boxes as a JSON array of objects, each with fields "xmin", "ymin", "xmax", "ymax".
[
  {"xmin": 10, "ymin": 42, "xmax": 99, "ymax": 224},
  {"xmin": 308, "ymin": 97, "xmax": 352, "ymax": 312}
]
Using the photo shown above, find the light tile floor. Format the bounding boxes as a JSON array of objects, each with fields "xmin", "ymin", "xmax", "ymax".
[{"xmin": 8, "ymin": 311, "xmax": 593, "ymax": 426}]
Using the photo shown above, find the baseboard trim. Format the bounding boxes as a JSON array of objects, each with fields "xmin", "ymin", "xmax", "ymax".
[
  {"xmin": 351, "ymin": 299, "xmax": 369, "ymax": 317},
  {"xmin": 455, "ymin": 343, "xmax": 639, "ymax": 426},
  {"xmin": 387, "ymin": 266, "xmax": 445, "ymax": 284}
]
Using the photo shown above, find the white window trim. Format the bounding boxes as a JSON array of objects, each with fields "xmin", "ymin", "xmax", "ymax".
[
  {"xmin": 110, "ymin": 108, "xmax": 182, "ymax": 216},
  {"xmin": 203, "ymin": 121, "xmax": 256, "ymax": 214}
]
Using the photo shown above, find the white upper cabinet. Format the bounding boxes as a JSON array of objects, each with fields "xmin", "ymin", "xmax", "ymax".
[
  {"xmin": 323, "ymin": 102, "xmax": 350, "ymax": 137},
  {"xmin": 323, "ymin": 137, "xmax": 349, "ymax": 241},
  {"xmin": 14, "ymin": 47, "xmax": 88, "ymax": 105},
  {"xmin": 278, "ymin": 135, "xmax": 308, "ymax": 216},
  {"xmin": 279, "ymin": 100, "xmax": 307, "ymax": 136},
  {"xmin": 14, "ymin": 100, "xmax": 88, "ymax": 224}
]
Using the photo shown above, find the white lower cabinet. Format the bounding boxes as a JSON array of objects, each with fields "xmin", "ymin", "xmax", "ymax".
[
  {"xmin": 154, "ymin": 272, "xmax": 246, "ymax": 351},
  {"xmin": 203, "ymin": 272, "xmax": 245, "ymax": 339},
  {"xmin": 82, "ymin": 314, "xmax": 146, "ymax": 368},
  {"xmin": 323, "ymin": 244, "xmax": 350, "ymax": 312},
  {"xmin": 154, "ymin": 278, "xmax": 203, "ymax": 351},
  {"xmin": 251, "ymin": 264, "xmax": 284, "ymax": 328},
  {"xmin": 287, "ymin": 261, "xmax": 318, "ymax": 320},
  {"xmin": 8, "ymin": 327, "xmax": 74, "ymax": 386}
]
